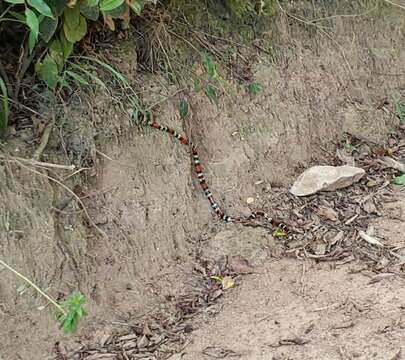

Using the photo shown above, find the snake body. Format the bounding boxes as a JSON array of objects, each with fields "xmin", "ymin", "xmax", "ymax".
[{"xmin": 148, "ymin": 120, "xmax": 290, "ymax": 234}]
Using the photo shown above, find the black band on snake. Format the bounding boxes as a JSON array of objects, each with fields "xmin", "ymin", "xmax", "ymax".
[{"xmin": 148, "ymin": 119, "xmax": 290, "ymax": 235}]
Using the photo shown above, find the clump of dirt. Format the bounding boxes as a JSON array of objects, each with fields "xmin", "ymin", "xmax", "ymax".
[{"xmin": 1, "ymin": 2, "xmax": 405, "ymax": 360}]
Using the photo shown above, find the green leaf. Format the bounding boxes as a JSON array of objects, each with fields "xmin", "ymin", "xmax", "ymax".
[
  {"xmin": 392, "ymin": 173, "xmax": 405, "ymax": 185},
  {"xmin": 80, "ymin": 3, "xmax": 99, "ymax": 20},
  {"xmin": 28, "ymin": 30, "xmax": 37, "ymax": 53},
  {"xmin": 60, "ymin": 31, "xmax": 74, "ymax": 59},
  {"xmin": 25, "ymin": 7, "xmax": 39, "ymax": 39},
  {"xmin": 65, "ymin": 70, "xmax": 89, "ymax": 85},
  {"xmin": 9, "ymin": 11, "xmax": 26, "ymax": 21},
  {"xmin": 49, "ymin": 34, "xmax": 73, "ymax": 71},
  {"xmin": 63, "ymin": 5, "xmax": 80, "ymax": 28},
  {"xmin": 46, "ymin": 0, "xmax": 66, "ymax": 16},
  {"xmin": 4, "ymin": 0, "xmax": 24, "ymax": 4},
  {"xmin": 0, "ymin": 76, "xmax": 9, "ymax": 134},
  {"xmin": 39, "ymin": 16, "xmax": 58, "ymax": 42},
  {"xmin": 36, "ymin": 55, "xmax": 60, "ymax": 89},
  {"xmin": 128, "ymin": 0, "xmax": 143, "ymax": 15},
  {"xmin": 99, "ymin": 0, "xmax": 124, "ymax": 12},
  {"xmin": 57, "ymin": 292, "xmax": 87, "ymax": 335},
  {"xmin": 63, "ymin": 10, "xmax": 87, "ymax": 43},
  {"xmin": 193, "ymin": 78, "xmax": 201, "ymax": 92},
  {"xmin": 27, "ymin": 0, "xmax": 54, "ymax": 18},
  {"xmin": 85, "ymin": 0, "xmax": 99, "ymax": 6},
  {"xmin": 179, "ymin": 99, "xmax": 189, "ymax": 120},
  {"xmin": 205, "ymin": 84, "xmax": 217, "ymax": 104},
  {"xmin": 103, "ymin": 2, "xmax": 125, "ymax": 17},
  {"xmin": 247, "ymin": 82, "xmax": 262, "ymax": 94},
  {"xmin": 202, "ymin": 55, "xmax": 218, "ymax": 80}
]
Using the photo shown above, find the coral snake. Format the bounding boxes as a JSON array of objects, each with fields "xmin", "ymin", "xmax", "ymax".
[{"xmin": 147, "ymin": 118, "xmax": 290, "ymax": 235}]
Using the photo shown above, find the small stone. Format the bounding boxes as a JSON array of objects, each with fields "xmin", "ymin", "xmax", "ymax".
[{"xmin": 290, "ymin": 165, "xmax": 365, "ymax": 196}]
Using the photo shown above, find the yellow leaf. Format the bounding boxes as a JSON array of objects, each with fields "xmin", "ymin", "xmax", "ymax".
[
  {"xmin": 273, "ymin": 228, "xmax": 287, "ymax": 238},
  {"xmin": 67, "ymin": 0, "xmax": 77, "ymax": 8},
  {"xmin": 104, "ymin": 14, "xmax": 115, "ymax": 31},
  {"xmin": 120, "ymin": 6, "xmax": 130, "ymax": 29},
  {"xmin": 221, "ymin": 276, "xmax": 235, "ymax": 290},
  {"xmin": 210, "ymin": 275, "xmax": 223, "ymax": 282}
]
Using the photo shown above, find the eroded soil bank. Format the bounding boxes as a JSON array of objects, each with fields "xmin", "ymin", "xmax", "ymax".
[{"xmin": 1, "ymin": 2, "xmax": 405, "ymax": 359}]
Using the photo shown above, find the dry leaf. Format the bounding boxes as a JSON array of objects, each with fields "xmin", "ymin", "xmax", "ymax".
[
  {"xmin": 143, "ymin": 321, "xmax": 153, "ymax": 337},
  {"xmin": 366, "ymin": 180, "xmax": 377, "ymax": 187},
  {"xmin": 363, "ymin": 199, "xmax": 377, "ymax": 214},
  {"xmin": 104, "ymin": 15, "xmax": 115, "ymax": 31},
  {"xmin": 227, "ymin": 255, "xmax": 254, "ymax": 274},
  {"xmin": 221, "ymin": 276, "xmax": 235, "ymax": 290},
  {"xmin": 316, "ymin": 206, "xmax": 339, "ymax": 221}
]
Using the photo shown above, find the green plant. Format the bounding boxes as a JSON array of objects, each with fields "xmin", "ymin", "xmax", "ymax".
[
  {"xmin": 247, "ymin": 82, "xmax": 262, "ymax": 94},
  {"xmin": 201, "ymin": 55, "xmax": 222, "ymax": 104},
  {"xmin": 0, "ymin": 76, "xmax": 9, "ymax": 134},
  {"xmin": 0, "ymin": 259, "xmax": 87, "ymax": 334},
  {"xmin": 393, "ymin": 96, "xmax": 404, "ymax": 123},
  {"xmin": 0, "ymin": 0, "xmax": 149, "ymax": 131},
  {"xmin": 179, "ymin": 98, "xmax": 188, "ymax": 119},
  {"xmin": 58, "ymin": 292, "xmax": 88, "ymax": 334}
]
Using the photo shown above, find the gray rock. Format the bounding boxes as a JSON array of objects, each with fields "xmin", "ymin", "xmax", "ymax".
[{"xmin": 290, "ymin": 165, "xmax": 365, "ymax": 196}]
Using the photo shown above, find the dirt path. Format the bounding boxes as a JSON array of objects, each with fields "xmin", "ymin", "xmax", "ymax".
[
  {"xmin": 180, "ymin": 188, "xmax": 405, "ymax": 360},
  {"xmin": 183, "ymin": 248, "xmax": 405, "ymax": 360}
]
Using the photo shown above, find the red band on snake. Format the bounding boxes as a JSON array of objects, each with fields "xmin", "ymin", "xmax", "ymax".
[{"xmin": 148, "ymin": 120, "xmax": 290, "ymax": 234}]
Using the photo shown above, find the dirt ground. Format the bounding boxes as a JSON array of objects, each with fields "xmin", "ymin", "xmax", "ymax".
[
  {"xmin": 1, "ymin": 2, "xmax": 405, "ymax": 360},
  {"xmin": 182, "ymin": 201, "xmax": 405, "ymax": 360}
]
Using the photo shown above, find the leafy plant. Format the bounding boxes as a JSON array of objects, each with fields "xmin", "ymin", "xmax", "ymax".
[
  {"xmin": 200, "ymin": 55, "xmax": 221, "ymax": 104},
  {"xmin": 0, "ymin": 259, "xmax": 87, "ymax": 334},
  {"xmin": 0, "ymin": 0, "xmax": 148, "ymax": 131},
  {"xmin": 179, "ymin": 98, "xmax": 189, "ymax": 119},
  {"xmin": 205, "ymin": 83, "xmax": 218, "ymax": 104},
  {"xmin": 202, "ymin": 55, "xmax": 219, "ymax": 81},
  {"xmin": 58, "ymin": 292, "xmax": 88, "ymax": 334},
  {"xmin": 247, "ymin": 82, "xmax": 262, "ymax": 94}
]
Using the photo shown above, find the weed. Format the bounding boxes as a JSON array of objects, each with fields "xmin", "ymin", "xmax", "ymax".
[
  {"xmin": 179, "ymin": 98, "xmax": 189, "ymax": 119},
  {"xmin": 58, "ymin": 293, "xmax": 88, "ymax": 334},
  {"xmin": 247, "ymin": 82, "xmax": 262, "ymax": 94},
  {"xmin": 0, "ymin": 259, "xmax": 87, "ymax": 334}
]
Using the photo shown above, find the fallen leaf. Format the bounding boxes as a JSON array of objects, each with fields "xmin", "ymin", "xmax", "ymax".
[
  {"xmin": 316, "ymin": 206, "xmax": 339, "ymax": 221},
  {"xmin": 202, "ymin": 346, "xmax": 242, "ymax": 358},
  {"xmin": 227, "ymin": 255, "xmax": 254, "ymax": 274},
  {"xmin": 137, "ymin": 335, "xmax": 149, "ymax": 349},
  {"xmin": 366, "ymin": 180, "xmax": 377, "ymax": 187},
  {"xmin": 359, "ymin": 230, "xmax": 385, "ymax": 247},
  {"xmin": 143, "ymin": 321, "xmax": 153, "ymax": 337},
  {"xmin": 273, "ymin": 228, "xmax": 287, "ymax": 237},
  {"xmin": 336, "ymin": 148, "xmax": 355, "ymax": 166},
  {"xmin": 392, "ymin": 173, "xmax": 405, "ymax": 185},
  {"xmin": 380, "ymin": 157, "xmax": 405, "ymax": 172},
  {"xmin": 363, "ymin": 199, "xmax": 377, "ymax": 214},
  {"xmin": 221, "ymin": 276, "xmax": 235, "ymax": 290}
]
